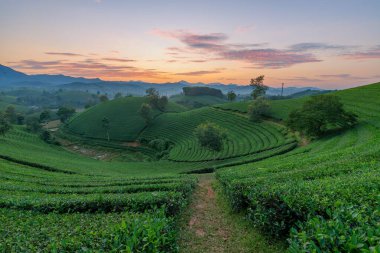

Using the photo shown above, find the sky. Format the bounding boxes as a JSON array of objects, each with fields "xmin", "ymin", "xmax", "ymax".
[{"xmin": 1, "ymin": 0, "xmax": 380, "ymax": 89}]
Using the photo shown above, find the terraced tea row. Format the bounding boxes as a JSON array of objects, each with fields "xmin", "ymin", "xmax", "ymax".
[
  {"xmin": 141, "ymin": 107, "xmax": 294, "ymax": 162},
  {"xmin": 0, "ymin": 153, "xmax": 196, "ymax": 251},
  {"xmin": 217, "ymin": 82, "xmax": 380, "ymax": 252}
]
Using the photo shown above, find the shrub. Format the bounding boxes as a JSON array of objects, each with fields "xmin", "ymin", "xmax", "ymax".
[
  {"xmin": 194, "ymin": 122, "xmax": 227, "ymax": 152},
  {"xmin": 248, "ymin": 97, "xmax": 270, "ymax": 122},
  {"xmin": 286, "ymin": 95, "xmax": 357, "ymax": 137}
]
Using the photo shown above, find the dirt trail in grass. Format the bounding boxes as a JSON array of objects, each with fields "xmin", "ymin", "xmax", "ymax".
[{"xmin": 178, "ymin": 173, "xmax": 285, "ymax": 253}]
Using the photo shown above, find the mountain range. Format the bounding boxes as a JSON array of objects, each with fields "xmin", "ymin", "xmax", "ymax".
[{"xmin": 0, "ymin": 64, "xmax": 322, "ymax": 97}]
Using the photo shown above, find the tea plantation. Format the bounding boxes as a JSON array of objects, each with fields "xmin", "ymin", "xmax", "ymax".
[
  {"xmin": 217, "ymin": 82, "xmax": 380, "ymax": 252},
  {"xmin": 0, "ymin": 82, "xmax": 379, "ymax": 252}
]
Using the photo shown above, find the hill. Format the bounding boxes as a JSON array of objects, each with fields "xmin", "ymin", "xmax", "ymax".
[
  {"xmin": 217, "ymin": 82, "xmax": 380, "ymax": 251},
  {"xmin": 64, "ymin": 96, "xmax": 186, "ymax": 142}
]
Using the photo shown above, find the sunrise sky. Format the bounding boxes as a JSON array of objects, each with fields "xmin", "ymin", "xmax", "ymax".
[{"xmin": 1, "ymin": 0, "xmax": 380, "ymax": 88}]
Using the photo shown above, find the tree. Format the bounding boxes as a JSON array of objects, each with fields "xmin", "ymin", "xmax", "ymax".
[
  {"xmin": 99, "ymin": 95, "xmax": 109, "ymax": 102},
  {"xmin": 39, "ymin": 110, "xmax": 51, "ymax": 123},
  {"xmin": 25, "ymin": 117, "xmax": 42, "ymax": 133},
  {"xmin": 227, "ymin": 91, "xmax": 237, "ymax": 101},
  {"xmin": 57, "ymin": 107, "xmax": 75, "ymax": 123},
  {"xmin": 194, "ymin": 122, "xmax": 227, "ymax": 152},
  {"xmin": 248, "ymin": 97, "xmax": 270, "ymax": 122},
  {"xmin": 250, "ymin": 75, "xmax": 268, "ymax": 99},
  {"xmin": 102, "ymin": 117, "xmax": 110, "ymax": 141},
  {"xmin": 145, "ymin": 88, "xmax": 159, "ymax": 97},
  {"xmin": 146, "ymin": 88, "xmax": 160, "ymax": 109},
  {"xmin": 16, "ymin": 114, "xmax": 25, "ymax": 125},
  {"xmin": 145, "ymin": 88, "xmax": 168, "ymax": 111},
  {"xmin": 157, "ymin": 96, "xmax": 168, "ymax": 111},
  {"xmin": 0, "ymin": 113, "xmax": 12, "ymax": 136},
  {"xmin": 139, "ymin": 103, "xmax": 152, "ymax": 124},
  {"xmin": 4, "ymin": 106, "xmax": 17, "ymax": 123},
  {"xmin": 286, "ymin": 95, "xmax": 357, "ymax": 138},
  {"xmin": 114, "ymin": 92, "xmax": 123, "ymax": 99},
  {"xmin": 40, "ymin": 130, "xmax": 52, "ymax": 143}
]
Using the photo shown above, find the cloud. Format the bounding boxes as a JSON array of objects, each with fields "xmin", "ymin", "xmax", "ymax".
[
  {"xmin": 102, "ymin": 57, "xmax": 136, "ymax": 62},
  {"xmin": 174, "ymin": 70, "xmax": 221, "ymax": 76},
  {"xmin": 319, "ymin": 74, "xmax": 352, "ymax": 78},
  {"xmin": 340, "ymin": 45, "xmax": 380, "ymax": 59},
  {"xmin": 282, "ymin": 76, "xmax": 323, "ymax": 83},
  {"xmin": 154, "ymin": 29, "xmax": 322, "ymax": 68},
  {"xmin": 221, "ymin": 49, "xmax": 321, "ymax": 68},
  {"xmin": 9, "ymin": 59, "xmax": 167, "ymax": 80},
  {"xmin": 288, "ymin": 43, "xmax": 349, "ymax": 52},
  {"xmin": 45, "ymin": 52, "xmax": 83, "ymax": 57}
]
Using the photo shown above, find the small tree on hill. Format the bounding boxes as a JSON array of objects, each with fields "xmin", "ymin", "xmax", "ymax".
[
  {"xmin": 25, "ymin": 117, "xmax": 42, "ymax": 133},
  {"xmin": 227, "ymin": 91, "xmax": 237, "ymax": 102},
  {"xmin": 139, "ymin": 103, "xmax": 152, "ymax": 124},
  {"xmin": 286, "ymin": 95, "xmax": 357, "ymax": 138},
  {"xmin": 248, "ymin": 97, "xmax": 271, "ymax": 122},
  {"xmin": 157, "ymin": 96, "xmax": 168, "ymax": 111},
  {"xmin": 57, "ymin": 107, "xmax": 75, "ymax": 123},
  {"xmin": 16, "ymin": 114, "xmax": 25, "ymax": 125},
  {"xmin": 99, "ymin": 95, "xmax": 109, "ymax": 102},
  {"xmin": 114, "ymin": 92, "xmax": 123, "ymax": 99},
  {"xmin": 5, "ymin": 106, "xmax": 17, "ymax": 124},
  {"xmin": 250, "ymin": 75, "xmax": 268, "ymax": 99},
  {"xmin": 0, "ymin": 113, "xmax": 12, "ymax": 136},
  {"xmin": 101, "ymin": 117, "xmax": 110, "ymax": 141},
  {"xmin": 194, "ymin": 122, "xmax": 227, "ymax": 153},
  {"xmin": 39, "ymin": 110, "xmax": 51, "ymax": 123}
]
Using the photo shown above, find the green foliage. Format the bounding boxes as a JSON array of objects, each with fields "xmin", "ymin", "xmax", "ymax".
[
  {"xmin": 57, "ymin": 106, "xmax": 75, "ymax": 123},
  {"xmin": 146, "ymin": 88, "xmax": 168, "ymax": 111},
  {"xmin": 139, "ymin": 103, "xmax": 153, "ymax": 124},
  {"xmin": 250, "ymin": 75, "xmax": 267, "ymax": 99},
  {"xmin": 157, "ymin": 95, "xmax": 168, "ymax": 111},
  {"xmin": 0, "ymin": 208, "xmax": 179, "ymax": 252},
  {"xmin": 39, "ymin": 109, "xmax": 51, "ymax": 123},
  {"xmin": 217, "ymin": 82, "xmax": 380, "ymax": 252},
  {"xmin": 100, "ymin": 94, "xmax": 109, "ymax": 102},
  {"xmin": 65, "ymin": 97, "xmax": 162, "ymax": 141},
  {"xmin": 288, "ymin": 203, "xmax": 380, "ymax": 253},
  {"xmin": 102, "ymin": 117, "xmax": 111, "ymax": 141},
  {"xmin": 248, "ymin": 97, "xmax": 270, "ymax": 122},
  {"xmin": 114, "ymin": 92, "xmax": 123, "ymax": 99},
  {"xmin": 141, "ymin": 107, "xmax": 293, "ymax": 162},
  {"xmin": 109, "ymin": 208, "xmax": 178, "ymax": 253},
  {"xmin": 170, "ymin": 94, "xmax": 226, "ymax": 109},
  {"xmin": 227, "ymin": 91, "xmax": 237, "ymax": 101},
  {"xmin": 25, "ymin": 117, "xmax": 42, "ymax": 133},
  {"xmin": 0, "ymin": 112, "xmax": 12, "ymax": 136},
  {"xmin": 4, "ymin": 105, "xmax": 17, "ymax": 123},
  {"xmin": 286, "ymin": 95, "xmax": 357, "ymax": 137},
  {"xmin": 194, "ymin": 122, "xmax": 227, "ymax": 152}
]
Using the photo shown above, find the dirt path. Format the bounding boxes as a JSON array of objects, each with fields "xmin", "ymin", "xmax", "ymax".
[{"xmin": 178, "ymin": 173, "xmax": 285, "ymax": 253}]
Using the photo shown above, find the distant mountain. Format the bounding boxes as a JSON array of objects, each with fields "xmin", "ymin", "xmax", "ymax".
[
  {"xmin": 0, "ymin": 64, "xmax": 322, "ymax": 96},
  {"xmin": 0, "ymin": 64, "xmax": 101, "ymax": 87}
]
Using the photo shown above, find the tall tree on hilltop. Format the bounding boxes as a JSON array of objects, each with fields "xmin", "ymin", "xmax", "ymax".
[{"xmin": 250, "ymin": 75, "xmax": 268, "ymax": 99}]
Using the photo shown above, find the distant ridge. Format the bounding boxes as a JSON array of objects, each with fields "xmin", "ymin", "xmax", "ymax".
[{"xmin": 0, "ymin": 64, "xmax": 322, "ymax": 96}]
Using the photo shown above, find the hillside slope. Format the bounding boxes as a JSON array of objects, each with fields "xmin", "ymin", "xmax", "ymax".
[
  {"xmin": 64, "ymin": 97, "xmax": 186, "ymax": 141},
  {"xmin": 217, "ymin": 82, "xmax": 380, "ymax": 251}
]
